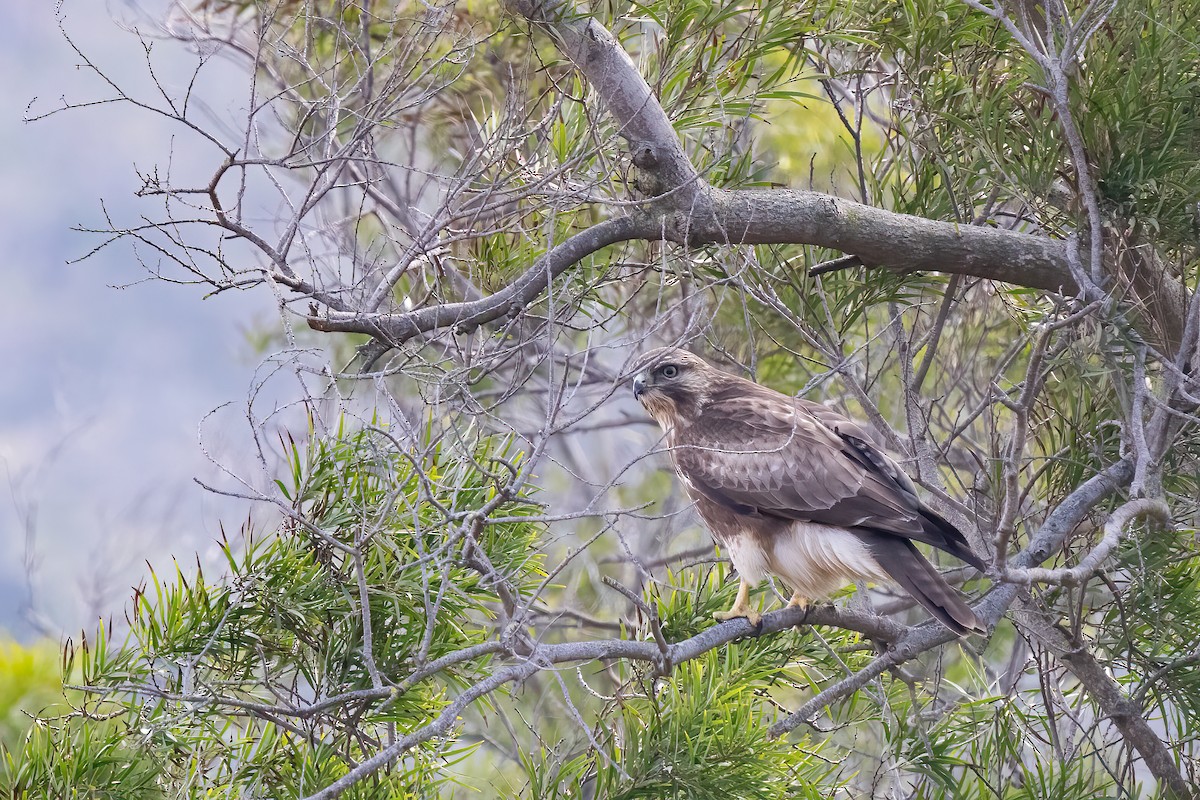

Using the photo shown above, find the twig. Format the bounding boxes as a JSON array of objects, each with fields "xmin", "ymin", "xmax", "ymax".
[
  {"xmin": 602, "ymin": 576, "xmax": 671, "ymax": 675},
  {"xmin": 1131, "ymin": 647, "xmax": 1200, "ymax": 707},
  {"xmin": 809, "ymin": 253, "xmax": 864, "ymax": 277},
  {"xmin": 768, "ymin": 648, "xmax": 901, "ymax": 737}
]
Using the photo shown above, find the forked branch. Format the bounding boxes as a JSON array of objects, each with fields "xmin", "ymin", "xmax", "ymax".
[{"xmin": 316, "ymin": 0, "xmax": 1182, "ymax": 356}]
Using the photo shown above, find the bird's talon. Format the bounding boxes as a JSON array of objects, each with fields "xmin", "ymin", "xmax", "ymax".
[
  {"xmin": 713, "ymin": 607, "xmax": 762, "ymax": 627},
  {"xmin": 713, "ymin": 579, "xmax": 760, "ymax": 627}
]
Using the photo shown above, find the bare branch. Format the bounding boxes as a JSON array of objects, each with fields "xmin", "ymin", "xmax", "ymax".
[
  {"xmin": 307, "ymin": 215, "xmax": 656, "ymax": 348},
  {"xmin": 1004, "ymin": 498, "xmax": 1170, "ymax": 586}
]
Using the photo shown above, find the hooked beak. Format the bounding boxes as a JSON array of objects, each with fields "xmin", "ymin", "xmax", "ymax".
[{"xmin": 632, "ymin": 373, "xmax": 648, "ymax": 400}]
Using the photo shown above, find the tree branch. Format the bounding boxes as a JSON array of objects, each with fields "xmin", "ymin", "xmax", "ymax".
[
  {"xmin": 694, "ymin": 188, "xmax": 1077, "ymax": 292},
  {"xmin": 1019, "ymin": 604, "xmax": 1196, "ymax": 798},
  {"xmin": 296, "ymin": 601, "xmax": 905, "ymax": 799},
  {"xmin": 503, "ymin": 0, "xmax": 699, "ymax": 197},
  {"xmin": 1004, "ymin": 498, "xmax": 1170, "ymax": 586},
  {"xmin": 307, "ymin": 215, "xmax": 656, "ymax": 346},
  {"xmin": 1009, "ymin": 458, "xmax": 1135, "ymax": 571},
  {"xmin": 303, "ymin": 659, "xmax": 544, "ymax": 800},
  {"xmin": 484, "ymin": 0, "xmax": 1190, "ymax": 356},
  {"xmin": 769, "ymin": 457, "xmax": 1136, "ymax": 737}
]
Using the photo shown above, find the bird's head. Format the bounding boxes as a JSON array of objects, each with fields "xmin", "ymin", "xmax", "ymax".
[{"xmin": 631, "ymin": 347, "xmax": 714, "ymax": 427}]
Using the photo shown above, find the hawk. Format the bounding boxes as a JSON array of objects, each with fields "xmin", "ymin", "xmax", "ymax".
[{"xmin": 632, "ymin": 347, "xmax": 985, "ymax": 635}]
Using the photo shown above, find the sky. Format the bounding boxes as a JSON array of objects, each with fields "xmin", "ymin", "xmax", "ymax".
[{"xmin": 0, "ymin": 1, "xmax": 283, "ymax": 640}]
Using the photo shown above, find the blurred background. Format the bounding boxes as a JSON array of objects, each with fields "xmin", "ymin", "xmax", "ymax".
[{"xmin": 0, "ymin": 1, "xmax": 275, "ymax": 641}]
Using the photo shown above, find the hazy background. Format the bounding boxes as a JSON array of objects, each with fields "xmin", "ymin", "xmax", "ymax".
[{"xmin": 0, "ymin": 1, "xmax": 279, "ymax": 640}]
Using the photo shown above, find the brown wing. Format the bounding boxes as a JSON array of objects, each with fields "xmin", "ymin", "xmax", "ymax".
[
  {"xmin": 674, "ymin": 393, "xmax": 918, "ymax": 532},
  {"xmin": 673, "ymin": 385, "xmax": 984, "ymax": 570},
  {"xmin": 794, "ymin": 398, "xmax": 881, "ymax": 446},
  {"xmin": 793, "ymin": 398, "xmax": 920, "ymax": 498}
]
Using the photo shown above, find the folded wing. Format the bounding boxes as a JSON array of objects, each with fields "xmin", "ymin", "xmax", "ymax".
[{"xmin": 678, "ymin": 391, "xmax": 974, "ymax": 547}]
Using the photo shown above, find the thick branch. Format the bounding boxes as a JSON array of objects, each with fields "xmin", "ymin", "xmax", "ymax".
[
  {"xmin": 690, "ymin": 188, "xmax": 1077, "ymax": 291},
  {"xmin": 503, "ymin": 0, "xmax": 699, "ymax": 196},
  {"xmin": 324, "ymin": 188, "xmax": 1087, "ymax": 350},
  {"xmin": 1018, "ymin": 604, "xmax": 1195, "ymax": 799}
]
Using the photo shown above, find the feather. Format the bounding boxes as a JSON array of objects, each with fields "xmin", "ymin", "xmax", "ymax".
[
  {"xmin": 855, "ymin": 533, "xmax": 985, "ymax": 635},
  {"xmin": 633, "ymin": 346, "xmax": 988, "ymax": 635}
]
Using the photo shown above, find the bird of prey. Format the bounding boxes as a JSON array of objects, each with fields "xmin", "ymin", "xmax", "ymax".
[{"xmin": 632, "ymin": 347, "xmax": 985, "ymax": 635}]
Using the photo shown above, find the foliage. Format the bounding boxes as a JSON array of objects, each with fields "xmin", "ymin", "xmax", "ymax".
[
  {"xmin": 4, "ymin": 424, "xmax": 545, "ymax": 797},
  {"xmin": 0, "ymin": 640, "xmax": 63, "ymax": 752},
  {"xmin": 23, "ymin": 0, "xmax": 1200, "ymax": 795},
  {"xmin": 528, "ymin": 645, "xmax": 838, "ymax": 800}
]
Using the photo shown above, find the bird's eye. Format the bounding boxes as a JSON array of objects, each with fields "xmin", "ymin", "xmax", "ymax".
[{"xmin": 660, "ymin": 364, "xmax": 678, "ymax": 379}]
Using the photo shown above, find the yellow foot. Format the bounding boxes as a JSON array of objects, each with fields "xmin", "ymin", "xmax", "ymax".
[
  {"xmin": 786, "ymin": 592, "xmax": 809, "ymax": 610},
  {"xmin": 714, "ymin": 579, "xmax": 761, "ymax": 626},
  {"xmin": 713, "ymin": 604, "xmax": 762, "ymax": 627}
]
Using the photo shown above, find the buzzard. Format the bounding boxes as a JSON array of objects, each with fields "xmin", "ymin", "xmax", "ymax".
[{"xmin": 632, "ymin": 347, "xmax": 985, "ymax": 635}]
